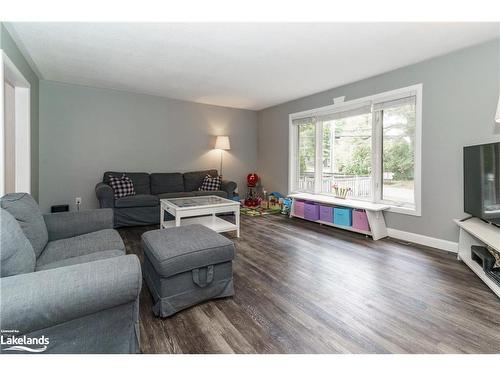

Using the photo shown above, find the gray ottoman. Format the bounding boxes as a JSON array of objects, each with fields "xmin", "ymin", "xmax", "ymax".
[{"xmin": 142, "ymin": 224, "xmax": 235, "ymax": 318}]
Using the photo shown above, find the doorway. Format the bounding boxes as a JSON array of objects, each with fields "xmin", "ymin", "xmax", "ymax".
[{"xmin": 1, "ymin": 51, "xmax": 31, "ymax": 196}]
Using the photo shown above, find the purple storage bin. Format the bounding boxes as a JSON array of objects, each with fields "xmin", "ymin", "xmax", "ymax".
[
  {"xmin": 352, "ymin": 209, "xmax": 370, "ymax": 231},
  {"xmin": 319, "ymin": 205, "xmax": 333, "ymax": 222},
  {"xmin": 304, "ymin": 202, "xmax": 320, "ymax": 221},
  {"xmin": 294, "ymin": 200, "xmax": 305, "ymax": 217}
]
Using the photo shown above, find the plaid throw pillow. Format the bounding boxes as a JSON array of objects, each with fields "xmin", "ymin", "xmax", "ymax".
[
  {"xmin": 198, "ymin": 175, "xmax": 222, "ymax": 191},
  {"xmin": 108, "ymin": 174, "xmax": 135, "ymax": 199}
]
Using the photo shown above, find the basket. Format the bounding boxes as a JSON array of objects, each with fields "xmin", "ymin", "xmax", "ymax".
[{"xmin": 332, "ymin": 185, "xmax": 351, "ymax": 199}]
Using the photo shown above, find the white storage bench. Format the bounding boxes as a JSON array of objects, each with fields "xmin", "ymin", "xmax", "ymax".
[{"xmin": 288, "ymin": 193, "xmax": 390, "ymax": 240}]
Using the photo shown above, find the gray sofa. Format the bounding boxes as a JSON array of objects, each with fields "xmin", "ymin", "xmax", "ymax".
[
  {"xmin": 0, "ymin": 193, "xmax": 141, "ymax": 354},
  {"xmin": 95, "ymin": 169, "xmax": 237, "ymax": 227}
]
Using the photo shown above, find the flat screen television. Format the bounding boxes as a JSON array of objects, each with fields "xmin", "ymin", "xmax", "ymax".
[{"xmin": 464, "ymin": 142, "xmax": 500, "ymax": 225}]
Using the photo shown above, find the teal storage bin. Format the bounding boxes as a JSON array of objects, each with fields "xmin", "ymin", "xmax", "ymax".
[{"xmin": 333, "ymin": 207, "xmax": 352, "ymax": 226}]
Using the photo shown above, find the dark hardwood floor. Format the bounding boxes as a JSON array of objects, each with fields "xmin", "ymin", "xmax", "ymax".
[{"xmin": 118, "ymin": 214, "xmax": 500, "ymax": 354}]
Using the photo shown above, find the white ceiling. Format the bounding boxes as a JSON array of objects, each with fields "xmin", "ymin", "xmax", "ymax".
[{"xmin": 7, "ymin": 22, "xmax": 500, "ymax": 110}]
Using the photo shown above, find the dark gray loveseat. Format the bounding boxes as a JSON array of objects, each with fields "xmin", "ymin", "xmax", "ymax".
[{"xmin": 95, "ymin": 169, "xmax": 237, "ymax": 227}]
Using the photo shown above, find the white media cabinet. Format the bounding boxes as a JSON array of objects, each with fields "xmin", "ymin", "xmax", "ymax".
[
  {"xmin": 288, "ymin": 193, "xmax": 390, "ymax": 240},
  {"xmin": 455, "ymin": 218, "xmax": 500, "ymax": 298}
]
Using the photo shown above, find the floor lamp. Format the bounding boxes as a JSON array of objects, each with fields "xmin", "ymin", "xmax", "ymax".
[{"xmin": 215, "ymin": 136, "xmax": 231, "ymax": 177}]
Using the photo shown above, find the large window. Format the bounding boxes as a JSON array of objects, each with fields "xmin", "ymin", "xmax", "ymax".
[
  {"xmin": 289, "ymin": 85, "xmax": 422, "ymax": 215},
  {"xmin": 379, "ymin": 97, "xmax": 416, "ymax": 207},
  {"xmin": 321, "ymin": 109, "xmax": 373, "ymax": 199},
  {"xmin": 296, "ymin": 119, "xmax": 316, "ymax": 192}
]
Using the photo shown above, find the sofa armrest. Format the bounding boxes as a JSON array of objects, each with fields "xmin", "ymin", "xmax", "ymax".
[
  {"xmin": 220, "ymin": 180, "xmax": 237, "ymax": 198},
  {"xmin": 95, "ymin": 182, "xmax": 115, "ymax": 208},
  {"xmin": 43, "ymin": 209, "xmax": 114, "ymax": 241},
  {"xmin": 0, "ymin": 255, "xmax": 141, "ymax": 335}
]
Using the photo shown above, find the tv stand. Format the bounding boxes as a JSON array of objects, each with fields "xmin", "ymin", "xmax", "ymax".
[{"xmin": 454, "ymin": 218, "xmax": 500, "ymax": 298}]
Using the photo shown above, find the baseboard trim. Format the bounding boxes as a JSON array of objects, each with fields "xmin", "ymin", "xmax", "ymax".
[{"xmin": 387, "ymin": 228, "xmax": 458, "ymax": 253}]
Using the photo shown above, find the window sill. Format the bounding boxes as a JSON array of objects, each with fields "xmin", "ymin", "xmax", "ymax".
[
  {"xmin": 386, "ymin": 205, "xmax": 421, "ymax": 216},
  {"xmin": 289, "ymin": 191, "xmax": 421, "ymax": 216}
]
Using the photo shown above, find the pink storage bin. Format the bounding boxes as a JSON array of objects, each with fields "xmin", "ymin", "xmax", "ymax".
[
  {"xmin": 352, "ymin": 209, "xmax": 370, "ymax": 231},
  {"xmin": 319, "ymin": 205, "xmax": 333, "ymax": 222},
  {"xmin": 294, "ymin": 200, "xmax": 305, "ymax": 217},
  {"xmin": 304, "ymin": 202, "xmax": 320, "ymax": 221}
]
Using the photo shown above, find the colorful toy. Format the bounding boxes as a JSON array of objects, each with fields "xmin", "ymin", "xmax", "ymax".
[
  {"xmin": 269, "ymin": 192, "xmax": 284, "ymax": 199},
  {"xmin": 281, "ymin": 198, "xmax": 292, "ymax": 215},
  {"xmin": 244, "ymin": 173, "xmax": 261, "ymax": 207},
  {"xmin": 240, "ymin": 206, "xmax": 281, "ymax": 217},
  {"xmin": 247, "ymin": 173, "xmax": 259, "ymax": 187}
]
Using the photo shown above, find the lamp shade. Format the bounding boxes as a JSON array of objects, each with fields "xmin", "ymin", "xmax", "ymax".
[
  {"xmin": 214, "ymin": 136, "xmax": 231, "ymax": 150},
  {"xmin": 496, "ymin": 96, "xmax": 500, "ymax": 123}
]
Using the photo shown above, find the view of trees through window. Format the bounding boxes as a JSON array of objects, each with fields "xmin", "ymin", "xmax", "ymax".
[
  {"xmin": 294, "ymin": 91, "xmax": 417, "ymax": 209},
  {"xmin": 322, "ymin": 113, "xmax": 372, "ymax": 199},
  {"xmin": 382, "ymin": 103, "xmax": 415, "ymax": 205},
  {"xmin": 298, "ymin": 122, "xmax": 316, "ymax": 191}
]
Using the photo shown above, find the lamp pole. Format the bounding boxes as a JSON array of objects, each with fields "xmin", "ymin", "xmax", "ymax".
[
  {"xmin": 215, "ymin": 135, "xmax": 230, "ymax": 177},
  {"xmin": 220, "ymin": 149, "xmax": 224, "ymax": 177}
]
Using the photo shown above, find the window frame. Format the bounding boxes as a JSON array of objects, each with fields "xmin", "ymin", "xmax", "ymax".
[
  {"xmin": 295, "ymin": 120, "xmax": 318, "ymax": 193},
  {"xmin": 288, "ymin": 84, "xmax": 422, "ymax": 216}
]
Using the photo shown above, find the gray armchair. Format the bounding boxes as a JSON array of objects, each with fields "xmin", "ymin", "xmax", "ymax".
[{"xmin": 0, "ymin": 193, "xmax": 141, "ymax": 354}]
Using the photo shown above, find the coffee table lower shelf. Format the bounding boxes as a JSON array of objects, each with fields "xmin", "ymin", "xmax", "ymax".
[{"xmin": 161, "ymin": 215, "xmax": 238, "ymax": 235}]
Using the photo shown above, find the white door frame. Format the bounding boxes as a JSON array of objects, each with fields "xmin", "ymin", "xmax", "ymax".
[{"xmin": 0, "ymin": 50, "xmax": 31, "ymax": 196}]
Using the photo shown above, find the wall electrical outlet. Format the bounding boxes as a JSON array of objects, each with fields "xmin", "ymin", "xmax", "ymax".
[{"xmin": 75, "ymin": 197, "xmax": 82, "ymax": 206}]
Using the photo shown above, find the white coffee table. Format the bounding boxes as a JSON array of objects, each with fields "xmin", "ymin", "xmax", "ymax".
[{"xmin": 160, "ymin": 195, "xmax": 241, "ymax": 237}]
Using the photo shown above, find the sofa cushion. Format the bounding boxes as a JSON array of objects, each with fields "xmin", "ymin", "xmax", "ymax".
[
  {"xmin": 1, "ymin": 193, "xmax": 48, "ymax": 258},
  {"xmin": 115, "ymin": 194, "xmax": 159, "ymax": 208},
  {"xmin": 36, "ymin": 250, "xmax": 125, "ymax": 271},
  {"xmin": 183, "ymin": 170, "xmax": 218, "ymax": 192},
  {"xmin": 0, "ymin": 209, "xmax": 36, "ymax": 277},
  {"xmin": 150, "ymin": 173, "xmax": 184, "ymax": 195},
  {"xmin": 141, "ymin": 224, "xmax": 234, "ymax": 277},
  {"xmin": 37, "ymin": 229, "xmax": 125, "ymax": 267},
  {"xmin": 192, "ymin": 190, "xmax": 228, "ymax": 198},
  {"xmin": 157, "ymin": 192, "xmax": 195, "ymax": 200},
  {"xmin": 103, "ymin": 172, "xmax": 151, "ymax": 195}
]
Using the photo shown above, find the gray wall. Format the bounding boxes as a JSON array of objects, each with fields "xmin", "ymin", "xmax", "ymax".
[
  {"xmin": 39, "ymin": 81, "xmax": 257, "ymax": 213},
  {"xmin": 257, "ymin": 39, "xmax": 500, "ymax": 242},
  {"xmin": 30, "ymin": 36, "xmax": 500, "ymax": 242},
  {"xmin": 1, "ymin": 23, "xmax": 40, "ymax": 200}
]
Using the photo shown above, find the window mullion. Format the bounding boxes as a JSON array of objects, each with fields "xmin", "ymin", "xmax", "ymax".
[
  {"xmin": 314, "ymin": 118, "xmax": 323, "ymax": 194},
  {"xmin": 372, "ymin": 111, "xmax": 383, "ymax": 203},
  {"xmin": 294, "ymin": 124, "xmax": 299, "ymax": 192}
]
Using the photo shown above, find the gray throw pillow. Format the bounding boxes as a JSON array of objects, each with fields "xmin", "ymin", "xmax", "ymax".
[{"xmin": 0, "ymin": 193, "xmax": 49, "ymax": 258}]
